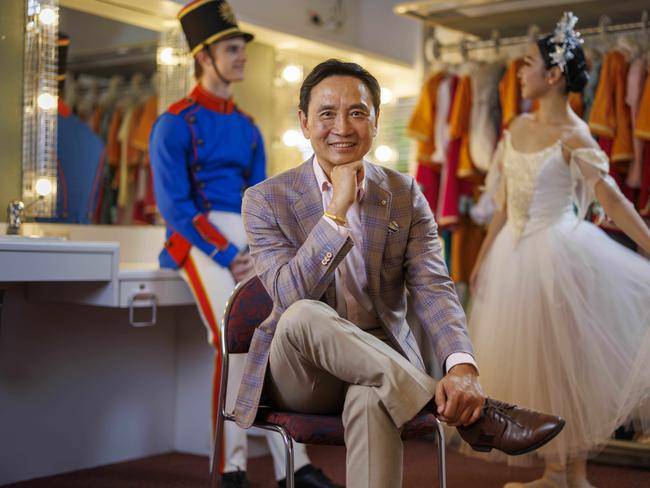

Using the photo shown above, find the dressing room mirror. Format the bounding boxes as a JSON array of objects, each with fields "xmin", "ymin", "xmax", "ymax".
[
  {"xmin": 12, "ymin": 0, "xmax": 271, "ymax": 225},
  {"xmin": 11, "ymin": 0, "xmax": 179, "ymax": 225},
  {"xmin": 58, "ymin": 6, "xmax": 160, "ymax": 225}
]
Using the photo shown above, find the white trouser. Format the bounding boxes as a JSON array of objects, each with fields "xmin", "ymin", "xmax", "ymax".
[{"xmin": 179, "ymin": 210, "xmax": 310, "ymax": 479}]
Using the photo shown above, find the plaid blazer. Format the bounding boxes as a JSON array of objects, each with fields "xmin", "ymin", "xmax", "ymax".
[{"xmin": 233, "ymin": 158, "xmax": 473, "ymax": 428}]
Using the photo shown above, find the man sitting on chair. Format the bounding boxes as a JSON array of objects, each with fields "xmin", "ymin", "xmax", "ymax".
[{"xmin": 234, "ymin": 59, "xmax": 565, "ymax": 488}]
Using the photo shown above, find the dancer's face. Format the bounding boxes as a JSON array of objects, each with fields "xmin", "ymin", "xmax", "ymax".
[
  {"xmin": 197, "ymin": 36, "xmax": 247, "ymax": 84},
  {"xmin": 518, "ymin": 43, "xmax": 564, "ymax": 99}
]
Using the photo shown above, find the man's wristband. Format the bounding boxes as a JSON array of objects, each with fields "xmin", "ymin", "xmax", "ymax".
[{"xmin": 323, "ymin": 211, "xmax": 347, "ymax": 226}]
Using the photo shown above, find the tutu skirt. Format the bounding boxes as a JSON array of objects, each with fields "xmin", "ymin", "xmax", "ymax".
[{"xmin": 466, "ymin": 214, "xmax": 650, "ymax": 465}]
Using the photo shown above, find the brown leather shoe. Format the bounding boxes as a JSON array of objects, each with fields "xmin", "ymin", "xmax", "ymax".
[{"xmin": 456, "ymin": 398, "xmax": 565, "ymax": 455}]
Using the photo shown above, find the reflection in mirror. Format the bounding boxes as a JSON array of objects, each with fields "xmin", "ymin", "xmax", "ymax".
[{"xmin": 47, "ymin": 7, "xmax": 160, "ymax": 225}]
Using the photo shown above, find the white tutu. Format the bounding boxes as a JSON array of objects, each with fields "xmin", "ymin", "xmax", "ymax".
[{"xmin": 464, "ymin": 134, "xmax": 650, "ymax": 466}]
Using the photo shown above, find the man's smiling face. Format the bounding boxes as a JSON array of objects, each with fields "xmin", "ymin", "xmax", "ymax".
[{"xmin": 299, "ymin": 75, "xmax": 378, "ymax": 174}]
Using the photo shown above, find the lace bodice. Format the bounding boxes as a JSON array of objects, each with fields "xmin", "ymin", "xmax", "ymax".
[{"xmin": 502, "ymin": 131, "xmax": 612, "ymax": 241}]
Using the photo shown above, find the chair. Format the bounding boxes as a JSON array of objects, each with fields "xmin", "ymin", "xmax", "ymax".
[{"xmin": 211, "ymin": 275, "xmax": 447, "ymax": 488}]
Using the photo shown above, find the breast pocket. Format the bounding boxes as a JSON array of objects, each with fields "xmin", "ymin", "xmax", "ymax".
[{"xmin": 383, "ymin": 229, "xmax": 408, "ymax": 268}]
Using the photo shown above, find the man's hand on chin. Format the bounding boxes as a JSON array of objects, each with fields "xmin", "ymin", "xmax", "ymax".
[
  {"xmin": 327, "ymin": 160, "xmax": 365, "ymax": 218},
  {"xmin": 435, "ymin": 363, "xmax": 486, "ymax": 427}
]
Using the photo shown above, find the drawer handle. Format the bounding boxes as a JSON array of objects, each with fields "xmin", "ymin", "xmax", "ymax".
[{"xmin": 128, "ymin": 292, "xmax": 158, "ymax": 327}]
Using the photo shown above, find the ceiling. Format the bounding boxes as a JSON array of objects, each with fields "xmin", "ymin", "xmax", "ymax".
[{"xmin": 394, "ymin": 0, "xmax": 648, "ymax": 40}]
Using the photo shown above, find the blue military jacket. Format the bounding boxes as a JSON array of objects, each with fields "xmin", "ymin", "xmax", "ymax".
[
  {"xmin": 39, "ymin": 101, "xmax": 105, "ymax": 224},
  {"xmin": 150, "ymin": 84, "xmax": 266, "ymax": 269}
]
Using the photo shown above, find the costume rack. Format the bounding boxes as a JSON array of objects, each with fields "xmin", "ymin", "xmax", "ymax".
[{"xmin": 410, "ymin": 11, "xmax": 648, "ymax": 60}]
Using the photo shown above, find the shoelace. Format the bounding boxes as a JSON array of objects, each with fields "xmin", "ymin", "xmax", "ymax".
[{"xmin": 485, "ymin": 400, "xmax": 525, "ymax": 429}]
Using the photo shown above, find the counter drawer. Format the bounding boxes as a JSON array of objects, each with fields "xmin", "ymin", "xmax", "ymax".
[{"xmin": 119, "ymin": 278, "xmax": 194, "ymax": 308}]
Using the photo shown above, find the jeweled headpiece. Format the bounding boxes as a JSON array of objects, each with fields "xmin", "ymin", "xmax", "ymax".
[{"xmin": 546, "ymin": 12, "xmax": 584, "ymax": 73}]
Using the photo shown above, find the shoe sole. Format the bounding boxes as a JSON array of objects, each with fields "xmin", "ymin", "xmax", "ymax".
[{"xmin": 470, "ymin": 418, "xmax": 566, "ymax": 456}]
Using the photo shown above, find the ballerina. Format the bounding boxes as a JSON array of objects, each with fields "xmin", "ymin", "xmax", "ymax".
[{"xmin": 468, "ymin": 12, "xmax": 650, "ymax": 488}]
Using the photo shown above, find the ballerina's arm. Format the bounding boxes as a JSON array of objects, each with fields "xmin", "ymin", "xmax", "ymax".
[{"xmin": 563, "ymin": 133, "xmax": 650, "ymax": 254}]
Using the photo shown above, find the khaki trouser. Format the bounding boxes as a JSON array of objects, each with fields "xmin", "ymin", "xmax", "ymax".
[{"xmin": 268, "ymin": 299, "xmax": 438, "ymax": 488}]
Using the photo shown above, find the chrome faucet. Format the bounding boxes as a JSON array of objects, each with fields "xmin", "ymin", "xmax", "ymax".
[{"xmin": 6, "ymin": 200, "xmax": 25, "ymax": 235}]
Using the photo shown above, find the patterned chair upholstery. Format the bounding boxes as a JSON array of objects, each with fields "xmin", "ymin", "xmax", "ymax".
[{"xmin": 212, "ymin": 275, "xmax": 447, "ymax": 488}]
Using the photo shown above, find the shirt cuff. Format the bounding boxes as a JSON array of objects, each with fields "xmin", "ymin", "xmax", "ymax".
[
  {"xmin": 444, "ymin": 353, "xmax": 478, "ymax": 374},
  {"xmin": 323, "ymin": 214, "xmax": 350, "ymax": 237}
]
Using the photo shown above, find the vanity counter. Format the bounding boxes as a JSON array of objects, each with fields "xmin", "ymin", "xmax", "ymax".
[
  {"xmin": 0, "ymin": 236, "xmax": 119, "ymax": 282},
  {"xmin": 0, "ymin": 225, "xmax": 194, "ymax": 309}
]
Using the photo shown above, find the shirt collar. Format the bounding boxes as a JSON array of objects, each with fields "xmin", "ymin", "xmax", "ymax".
[
  {"xmin": 191, "ymin": 84, "xmax": 235, "ymax": 114},
  {"xmin": 312, "ymin": 156, "xmax": 367, "ymax": 201}
]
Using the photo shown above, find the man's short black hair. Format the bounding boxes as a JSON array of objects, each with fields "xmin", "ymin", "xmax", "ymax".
[{"xmin": 299, "ymin": 59, "xmax": 381, "ymax": 114}]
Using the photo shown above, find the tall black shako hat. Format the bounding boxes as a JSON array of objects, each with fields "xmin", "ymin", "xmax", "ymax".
[
  {"xmin": 57, "ymin": 32, "xmax": 70, "ymax": 93},
  {"xmin": 178, "ymin": 0, "xmax": 254, "ymax": 56}
]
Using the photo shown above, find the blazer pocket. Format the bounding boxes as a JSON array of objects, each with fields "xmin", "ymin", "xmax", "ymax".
[{"xmin": 383, "ymin": 230, "xmax": 407, "ymax": 259}]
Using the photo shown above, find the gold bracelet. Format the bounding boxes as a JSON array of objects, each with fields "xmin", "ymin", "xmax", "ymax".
[{"xmin": 323, "ymin": 211, "xmax": 347, "ymax": 226}]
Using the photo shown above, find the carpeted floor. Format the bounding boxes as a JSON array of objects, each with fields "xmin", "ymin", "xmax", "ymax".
[{"xmin": 6, "ymin": 441, "xmax": 649, "ymax": 487}]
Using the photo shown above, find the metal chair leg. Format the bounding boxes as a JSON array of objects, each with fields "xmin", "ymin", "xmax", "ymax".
[
  {"xmin": 210, "ymin": 414, "xmax": 225, "ymax": 488},
  {"xmin": 250, "ymin": 422, "xmax": 295, "ymax": 488},
  {"xmin": 279, "ymin": 427, "xmax": 294, "ymax": 488},
  {"xmin": 434, "ymin": 418, "xmax": 447, "ymax": 488}
]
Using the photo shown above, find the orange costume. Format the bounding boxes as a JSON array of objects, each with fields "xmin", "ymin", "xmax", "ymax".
[
  {"xmin": 499, "ymin": 58, "xmax": 525, "ymax": 130},
  {"xmin": 588, "ymin": 50, "xmax": 634, "ymax": 164},
  {"xmin": 450, "ymin": 75, "xmax": 476, "ymax": 180},
  {"xmin": 130, "ymin": 94, "xmax": 159, "ymax": 223},
  {"xmin": 635, "ymin": 69, "xmax": 650, "ymax": 215},
  {"xmin": 407, "ymin": 72, "xmax": 446, "ymax": 212},
  {"xmin": 407, "ymin": 72, "xmax": 446, "ymax": 163}
]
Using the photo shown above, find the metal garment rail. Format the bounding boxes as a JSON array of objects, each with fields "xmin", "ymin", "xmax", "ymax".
[{"xmin": 418, "ymin": 12, "xmax": 649, "ymax": 57}]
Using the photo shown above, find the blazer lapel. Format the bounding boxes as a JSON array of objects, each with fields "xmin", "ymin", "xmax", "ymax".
[
  {"xmin": 360, "ymin": 164, "xmax": 391, "ymax": 298},
  {"xmin": 293, "ymin": 158, "xmax": 324, "ymax": 242}
]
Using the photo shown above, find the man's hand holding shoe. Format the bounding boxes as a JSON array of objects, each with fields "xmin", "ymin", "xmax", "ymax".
[
  {"xmin": 435, "ymin": 363, "xmax": 485, "ymax": 427},
  {"xmin": 425, "ymin": 363, "xmax": 565, "ymax": 455}
]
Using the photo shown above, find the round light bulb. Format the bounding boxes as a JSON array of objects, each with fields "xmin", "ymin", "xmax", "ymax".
[
  {"xmin": 374, "ymin": 145, "xmax": 394, "ymax": 163},
  {"xmin": 282, "ymin": 129, "xmax": 302, "ymax": 147},
  {"xmin": 37, "ymin": 93, "xmax": 57, "ymax": 110},
  {"xmin": 380, "ymin": 87, "xmax": 394, "ymax": 105},
  {"xmin": 159, "ymin": 47, "xmax": 176, "ymax": 66},
  {"xmin": 282, "ymin": 65, "xmax": 302, "ymax": 83},
  {"xmin": 39, "ymin": 7, "xmax": 57, "ymax": 26},
  {"xmin": 35, "ymin": 178, "xmax": 53, "ymax": 196}
]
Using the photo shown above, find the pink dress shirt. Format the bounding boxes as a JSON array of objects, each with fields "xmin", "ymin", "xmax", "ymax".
[{"xmin": 312, "ymin": 157, "xmax": 477, "ymax": 373}]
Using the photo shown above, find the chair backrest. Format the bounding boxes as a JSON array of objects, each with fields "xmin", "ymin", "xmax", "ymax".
[{"xmin": 223, "ymin": 275, "xmax": 273, "ymax": 353}]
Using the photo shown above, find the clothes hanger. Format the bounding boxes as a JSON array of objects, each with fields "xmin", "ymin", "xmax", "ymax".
[
  {"xmin": 640, "ymin": 10, "xmax": 649, "ymax": 57},
  {"xmin": 490, "ymin": 29, "xmax": 507, "ymax": 65},
  {"xmin": 425, "ymin": 34, "xmax": 446, "ymax": 74},
  {"xmin": 515, "ymin": 24, "xmax": 541, "ymax": 60},
  {"xmin": 457, "ymin": 38, "xmax": 473, "ymax": 73},
  {"xmin": 597, "ymin": 15, "xmax": 612, "ymax": 55}
]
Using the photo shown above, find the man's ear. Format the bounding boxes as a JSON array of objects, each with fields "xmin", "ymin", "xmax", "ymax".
[
  {"xmin": 298, "ymin": 110, "xmax": 310, "ymax": 139},
  {"xmin": 195, "ymin": 49, "xmax": 209, "ymax": 71},
  {"xmin": 371, "ymin": 108, "xmax": 380, "ymax": 137}
]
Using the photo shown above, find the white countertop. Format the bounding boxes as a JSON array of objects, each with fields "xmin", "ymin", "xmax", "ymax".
[{"xmin": 0, "ymin": 232, "xmax": 193, "ymax": 308}]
